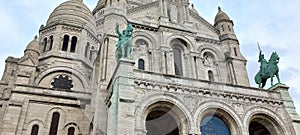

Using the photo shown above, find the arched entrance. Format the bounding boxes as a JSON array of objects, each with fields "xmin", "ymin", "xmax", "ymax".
[
  {"xmin": 146, "ymin": 110, "xmax": 179, "ymax": 135},
  {"xmin": 144, "ymin": 101, "xmax": 188, "ymax": 135},
  {"xmin": 200, "ymin": 116, "xmax": 230, "ymax": 135},
  {"xmin": 249, "ymin": 121, "xmax": 270, "ymax": 135},
  {"xmin": 196, "ymin": 108, "xmax": 241, "ymax": 135},
  {"xmin": 248, "ymin": 114, "xmax": 284, "ymax": 135}
]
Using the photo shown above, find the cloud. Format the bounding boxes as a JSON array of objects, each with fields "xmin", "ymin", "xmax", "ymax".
[{"xmin": 192, "ymin": 0, "xmax": 300, "ymax": 113}]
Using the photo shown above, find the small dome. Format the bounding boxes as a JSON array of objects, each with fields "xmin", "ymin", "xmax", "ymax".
[
  {"xmin": 25, "ymin": 36, "xmax": 40, "ymax": 54},
  {"xmin": 93, "ymin": 0, "xmax": 106, "ymax": 14},
  {"xmin": 47, "ymin": 0, "xmax": 96, "ymax": 31},
  {"xmin": 214, "ymin": 7, "xmax": 231, "ymax": 24}
]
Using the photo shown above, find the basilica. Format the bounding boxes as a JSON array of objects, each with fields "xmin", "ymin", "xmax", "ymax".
[{"xmin": 0, "ymin": 0, "xmax": 299, "ymax": 134}]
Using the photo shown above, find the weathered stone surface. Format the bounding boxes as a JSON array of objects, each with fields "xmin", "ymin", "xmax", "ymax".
[{"xmin": 0, "ymin": 0, "xmax": 299, "ymax": 135}]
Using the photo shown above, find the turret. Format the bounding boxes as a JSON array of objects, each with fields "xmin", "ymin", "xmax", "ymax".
[
  {"xmin": 35, "ymin": 0, "xmax": 100, "ymax": 91},
  {"xmin": 214, "ymin": 7, "xmax": 237, "ymax": 41},
  {"xmin": 24, "ymin": 36, "xmax": 40, "ymax": 64},
  {"xmin": 214, "ymin": 7, "xmax": 250, "ymax": 86}
]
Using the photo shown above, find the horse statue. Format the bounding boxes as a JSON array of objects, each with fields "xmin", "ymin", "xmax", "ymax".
[
  {"xmin": 254, "ymin": 51, "xmax": 281, "ymax": 88},
  {"xmin": 115, "ymin": 23, "xmax": 133, "ymax": 62}
]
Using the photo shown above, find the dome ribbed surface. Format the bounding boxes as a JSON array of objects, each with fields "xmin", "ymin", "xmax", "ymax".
[
  {"xmin": 214, "ymin": 7, "xmax": 231, "ymax": 24},
  {"xmin": 47, "ymin": 0, "xmax": 96, "ymax": 31}
]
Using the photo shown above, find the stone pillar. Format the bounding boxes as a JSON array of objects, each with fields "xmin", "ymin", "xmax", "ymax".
[
  {"xmin": 271, "ymin": 84, "xmax": 300, "ymax": 135},
  {"xmin": 107, "ymin": 58, "xmax": 136, "ymax": 135},
  {"xmin": 159, "ymin": 0, "xmax": 169, "ymax": 22}
]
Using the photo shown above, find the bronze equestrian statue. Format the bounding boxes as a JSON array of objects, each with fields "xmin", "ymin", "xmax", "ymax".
[{"xmin": 254, "ymin": 48, "xmax": 281, "ymax": 89}]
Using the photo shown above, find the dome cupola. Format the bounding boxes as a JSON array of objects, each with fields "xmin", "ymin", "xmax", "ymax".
[
  {"xmin": 214, "ymin": 7, "xmax": 231, "ymax": 25},
  {"xmin": 46, "ymin": 0, "xmax": 96, "ymax": 31},
  {"xmin": 25, "ymin": 36, "xmax": 40, "ymax": 55}
]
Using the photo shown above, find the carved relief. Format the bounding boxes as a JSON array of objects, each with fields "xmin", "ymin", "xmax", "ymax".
[
  {"xmin": 202, "ymin": 52, "xmax": 215, "ymax": 67},
  {"xmin": 1, "ymin": 88, "xmax": 12, "ymax": 100},
  {"xmin": 232, "ymin": 102, "xmax": 245, "ymax": 117},
  {"xmin": 183, "ymin": 95, "xmax": 202, "ymax": 112},
  {"xmin": 132, "ymin": 39, "xmax": 149, "ymax": 59}
]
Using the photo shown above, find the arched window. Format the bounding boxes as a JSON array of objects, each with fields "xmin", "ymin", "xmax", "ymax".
[
  {"xmin": 31, "ymin": 124, "xmax": 39, "ymax": 135},
  {"xmin": 49, "ymin": 36, "xmax": 53, "ymax": 51},
  {"xmin": 221, "ymin": 25, "xmax": 225, "ymax": 31},
  {"xmin": 173, "ymin": 47, "xmax": 183, "ymax": 76},
  {"xmin": 200, "ymin": 116, "xmax": 230, "ymax": 135},
  {"xmin": 49, "ymin": 112, "xmax": 60, "ymax": 135},
  {"xmin": 62, "ymin": 35, "xmax": 69, "ymax": 51},
  {"xmin": 89, "ymin": 46, "xmax": 94, "ymax": 60},
  {"xmin": 138, "ymin": 59, "xmax": 145, "ymax": 70},
  {"xmin": 43, "ymin": 37, "xmax": 47, "ymax": 52},
  {"xmin": 70, "ymin": 36, "xmax": 77, "ymax": 52},
  {"xmin": 228, "ymin": 25, "xmax": 231, "ymax": 31},
  {"xmin": 208, "ymin": 70, "xmax": 214, "ymax": 81},
  {"xmin": 85, "ymin": 42, "xmax": 90, "ymax": 57},
  {"xmin": 67, "ymin": 127, "xmax": 75, "ymax": 135}
]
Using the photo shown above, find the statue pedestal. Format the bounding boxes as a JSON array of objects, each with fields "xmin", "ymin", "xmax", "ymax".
[
  {"xmin": 107, "ymin": 58, "xmax": 136, "ymax": 135},
  {"xmin": 271, "ymin": 83, "xmax": 300, "ymax": 134}
]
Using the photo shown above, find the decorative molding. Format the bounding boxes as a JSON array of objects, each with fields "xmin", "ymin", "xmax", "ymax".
[
  {"xmin": 133, "ymin": 79, "xmax": 283, "ymax": 107},
  {"xmin": 40, "ymin": 26, "xmax": 57, "ymax": 34},
  {"xmin": 195, "ymin": 36, "xmax": 221, "ymax": 45},
  {"xmin": 127, "ymin": 1, "xmax": 159, "ymax": 15},
  {"xmin": 189, "ymin": 9, "xmax": 219, "ymax": 34},
  {"xmin": 62, "ymin": 25, "xmax": 82, "ymax": 33}
]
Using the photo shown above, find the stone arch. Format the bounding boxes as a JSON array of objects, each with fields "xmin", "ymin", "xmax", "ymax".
[
  {"xmin": 198, "ymin": 44, "xmax": 224, "ymax": 61},
  {"xmin": 166, "ymin": 35, "xmax": 195, "ymax": 53},
  {"xmin": 35, "ymin": 67, "xmax": 89, "ymax": 91},
  {"xmin": 46, "ymin": 107, "xmax": 66, "ymax": 134},
  {"xmin": 134, "ymin": 93, "xmax": 192, "ymax": 134},
  {"xmin": 244, "ymin": 106, "xmax": 290, "ymax": 135},
  {"xmin": 132, "ymin": 31, "xmax": 156, "ymax": 71},
  {"xmin": 60, "ymin": 32, "xmax": 81, "ymax": 52},
  {"xmin": 24, "ymin": 119, "xmax": 45, "ymax": 135},
  {"xmin": 132, "ymin": 31, "xmax": 157, "ymax": 49},
  {"xmin": 198, "ymin": 45, "xmax": 224, "ymax": 82},
  {"xmin": 64, "ymin": 122, "xmax": 81, "ymax": 135},
  {"xmin": 194, "ymin": 100, "xmax": 243, "ymax": 135}
]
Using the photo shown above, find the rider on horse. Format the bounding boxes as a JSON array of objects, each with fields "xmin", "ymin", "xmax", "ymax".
[
  {"xmin": 258, "ymin": 51, "xmax": 268, "ymax": 76},
  {"xmin": 115, "ymin": 22, "xmax": 133, "ymax": 62}
]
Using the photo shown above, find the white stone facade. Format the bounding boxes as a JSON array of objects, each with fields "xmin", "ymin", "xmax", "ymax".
[{"xmin": 0, "ymin": 0, "xmax": 299, "ymax": 135}]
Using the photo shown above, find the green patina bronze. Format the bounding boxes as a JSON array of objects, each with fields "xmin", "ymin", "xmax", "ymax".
[
  {"xmin": 115, "ymin": 22, "xmax": 133, "ymax": 62},
  {"xmin": 255, "ymin": 49, "xmax": 281, "ymax": 89}
]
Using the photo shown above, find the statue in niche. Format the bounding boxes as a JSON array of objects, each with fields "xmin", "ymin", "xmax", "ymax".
[
  {"xmin": 169, "ymin": 0, "xmax": 178, "ymax": 23},
  {"xmin": 203, "ymin": 52, "xmax": 214, "ymax": 67},
  {"xmin": 133, "ymin": 39, "xmax": 148, "ymax": 59}
]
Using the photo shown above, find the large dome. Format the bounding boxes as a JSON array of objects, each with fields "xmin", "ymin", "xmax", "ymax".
[
  {"xmin": 214, "ymin": 7, "xmax": 231, "ymax": 24},
  {"xmin": 47, "ymin": 0, "xmax": 96, "ymax": 31}
]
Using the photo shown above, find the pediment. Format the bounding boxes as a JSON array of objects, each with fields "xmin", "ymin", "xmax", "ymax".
[
  {"xmin": 19, "ymin": 55, "xmax": 35, "ymax": 66},
  {"xmin": 127, "ymin": 1, "xmax": 160, "ymax": 23},
  {"xmin": 188, "ymin": 9, "xmax": 220, "ymax": 40}
]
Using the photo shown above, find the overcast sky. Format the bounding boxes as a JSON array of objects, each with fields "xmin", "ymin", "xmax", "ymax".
[{"xmin": 0, "ymin": 0, "xmax": 299, "ymax": 114}]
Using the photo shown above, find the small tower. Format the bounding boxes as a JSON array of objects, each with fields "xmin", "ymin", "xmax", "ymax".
[
  {"xmin": 24, "ymin": 36, "xmax": 40, "ymax": 64},
  {"xmin": 214, "ymin": 6, "xmax": 237, "ymax": 42},
  {"xmin": 214, "ymin": 7, "xmax": 250, "ymax": 86}
]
